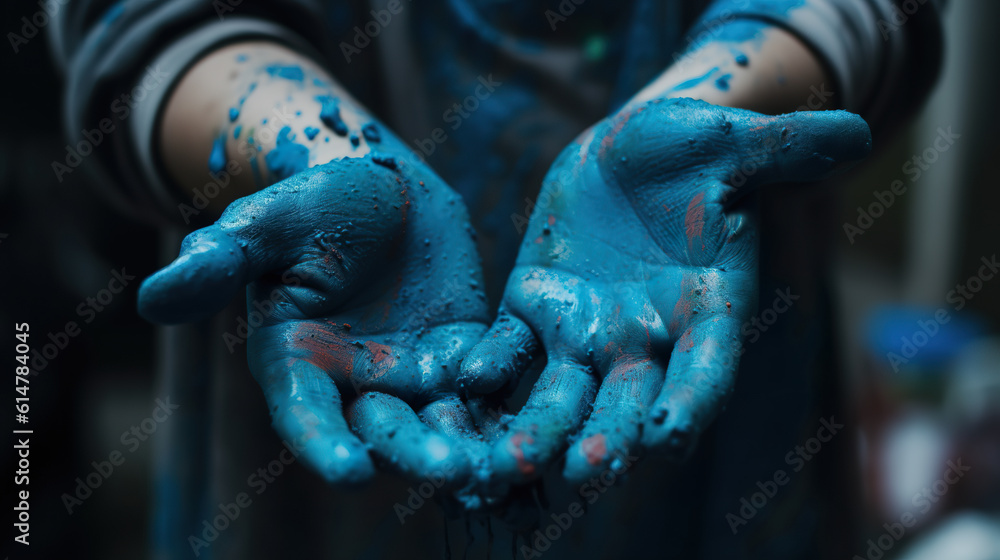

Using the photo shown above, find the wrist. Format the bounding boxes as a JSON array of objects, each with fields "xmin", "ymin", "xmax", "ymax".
[{"xmin": 161, "ymin": 41, "xmax": 388, "ymax": 215}]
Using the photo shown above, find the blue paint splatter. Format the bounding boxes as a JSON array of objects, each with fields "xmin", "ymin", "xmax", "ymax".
[
  {"xmin": 371, "ymin": 152, "xmax": 397, "ymax": 170},
  {"xmin": 209, "ymin": 134, "xmax": 227, "ymax": 174},
  {"xmin": 236, "ymin": 54, "xmax": 248, "ymax": 63},
  {"xmin": 304, "ymin": 126, "xmax": 320, "ymax": 140},
  {"xmin": 349, "ymin": 133, "xmax": 360, "ymax": 147},
  {"xmin": 233, "ymin": 125, "xmax": 242, "ymax": 139},
  {"xmin": 734, "ymin": 51, "xmax": 749, "ymax": 66},
  {"xmin": 669, "ymin": 67, "xmax": 719, "ymax": 93},
  {"xmin": 362, "ymin": 123, "xmax": 381, "ymax": 143},
  {"xmin": 265, "ymin": 126, "xmax": 309, "ymax": 180},
  {"xmin": 317, "ymin": 95, "xmax": 348, "ymax": 136},
  {"xmin": 228, "ymin": 107, "xmax": 239, "ymax": 122},
  {"xmin": 265, "ymin": 64, "xmax": 305, "ymax": 82},
  {"xmin": 715, "ymin": 74, "xmax": 732, "ymax": 91}
]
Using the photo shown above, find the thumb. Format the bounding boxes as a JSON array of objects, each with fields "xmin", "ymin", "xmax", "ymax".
[
  {"xmin": 733, "ymin": 108, "xmax": 872, "ymax": 187},
  {"xmin": 138, "ymin": 225, "xmax": 252, "ymax": 324}
]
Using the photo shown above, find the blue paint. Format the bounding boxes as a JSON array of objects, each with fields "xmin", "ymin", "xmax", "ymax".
[
  {"xmin": 317, "ymin": 95, "xmax": 348, "ymax": 136},
  {"xmin": 459, "ymin": 98, "xmax": 872, "ymax": 487},
  {"xmin": 264, "ymin": 64, "xmax": 305, "ymax": 82},
  {"xmin": 265, "ymin": 126, "xmax": 309, "ymax": 180},
  {"xmin": 734, "ymin": 51, "xmax": 749, "ymax": 66},
  {"xmin": 370, "ymin": 152, "xmax": 397, "ymax": 170},
  {"xmin": 228, "ymin": 107, "xmax": 239, "ymax": 122},
  {"xmin": 236, "ymin": 54, "xmax": 248, "ymax": 63},
  {"xmin": 233, "ymin": 125, "xmax": 242, "ymax": 139},
  {"xmin": 669, "ymin": 67, "xmax": 719, "ymax": 93},
  {"xmin": 362, "ymin": 123, "xmax": 381, "ymax": 143},
  {"xmin": 138, "ymin": 154, "xmax": 492, "ymax": 491},
  {"xmin": 208, "ymin": 133, "xmax": 227, "ymax": 174},
  {"xmin": 304, "ymin": 126, "xmax": 320, "ymax": 140},
  {"xmin": 715, "ymin": 73, "xmax": 732, "ymax": 91},
  {"xmin": 349, "ymin": 133, "xmax": 360, "ymax": 147}
]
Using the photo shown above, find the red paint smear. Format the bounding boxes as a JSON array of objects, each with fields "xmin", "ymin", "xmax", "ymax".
[
  {"xmin": 509, "ymin": 432, "xmax": 536, "ymax": 476},
  {"xmin": 547, "ymin": 214, "xmax": 556, "ymax": 226},
  {"xmin": 670, "ymin": 273, "xmax": 698, "ymax": 334},
  {"xmin": 580, "ymin": 434, "xmax": 608, "ymax": 466},
  {"xmin": 364, "ymin": 340, "xmax": 395, "ymax": 379},
  {"xmin": 598, "ymin": 111, "xmax": 634, "ymax": 159},
  {"xmin": 684, "ymin": 192, "xmax": 706, "ymax": 252},
  {"xmin": 534, "ymin": 236, "xmax": 544, "ymax": 244},
  {"xmin": 290, "ymin": 323, "xmax": 353, "ymax": 378}
]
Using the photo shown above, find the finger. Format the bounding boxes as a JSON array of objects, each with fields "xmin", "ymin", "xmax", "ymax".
[
  {"xmin": 419, "ymin": 396, "xmax": 493, "ymax": 506},
  {"xmin": 348, "ymin": 392, "xmax": 473, "ymax": 489},
  {"xmin": 139, "ymin": 157, "xmax": 408, "ymax": 325},
  {"xmin": 254, "ymin": 357, "xmax": 375, "ymax": 486},
  {"xmin": 458, "ymin": 311, "xmax": 539, "ymax": 395},
  {"xmin": 467, "ymin": 396, "xmax": 513, "ymax": 444},
  {"xmin": 491, "ymin": 358, "xmax": 599, "ymax": 484},
  {"xmin": 734, "ymin": 108, "xmax": 872, "ymax": 185},
  {"xmin": 418, "ymin": 396, "xmax": 490, "ymax": 464},
  {"xmin": 641, "ymin": 315, "xmax": 742, "ymax": 460},
  {"xmin": 138, "ymin": 225, "xmax": 252, "ymax": 324},
  {"xmin": 600, "ymin": 98, "xmax": 871, "ymax": 192},
  {"xmin": 563, "ymin": 358, "xmax": 662, "ymax": 484}
]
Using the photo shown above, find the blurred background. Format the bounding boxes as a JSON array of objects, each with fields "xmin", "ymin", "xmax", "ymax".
[{"xmin": 1, "ymin": 0, "xmax": 998, "ymax": 559}]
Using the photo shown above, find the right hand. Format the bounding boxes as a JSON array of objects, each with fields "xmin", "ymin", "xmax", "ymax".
[{"xmin": 139, "ymin": 153, "xmax": 498, "ymax": 495}]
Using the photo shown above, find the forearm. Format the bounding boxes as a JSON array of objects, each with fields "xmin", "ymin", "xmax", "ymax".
[
  {"xmin": 625, "ymin": 21, "xmax": 831, "ymax": 115},
  {"xmin": 160, "ymin": 41, "xmax": 390, "ymax": 213}
]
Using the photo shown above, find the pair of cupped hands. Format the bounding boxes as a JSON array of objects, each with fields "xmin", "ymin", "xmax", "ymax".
[{"xmin": 139, "ymin": 98, "xmax": 871, "ymax": 513}]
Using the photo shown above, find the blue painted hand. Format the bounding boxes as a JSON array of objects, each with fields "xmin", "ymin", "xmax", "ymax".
[
  {"xmin": 139, "ymin": 155, "xmax": 498, "ymax": 495},
  {"xmin": 459, "ymin": 98, "xmax": 871, "ymax": 486}
]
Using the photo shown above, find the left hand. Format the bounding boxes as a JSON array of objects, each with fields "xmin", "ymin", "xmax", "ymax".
[{"xmin": 459, "ymin": 98, "xmax": 872, "ymax": 486}]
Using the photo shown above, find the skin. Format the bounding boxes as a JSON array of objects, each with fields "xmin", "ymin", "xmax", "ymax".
[
  {"xmin": 144, "ymin": 42, "xmax": 505, "ymax": 498},
  {"xmin": 460, "ymin": 20, "xmax": 870, "ymax": 488},
  {"xmin": 145, "ymin": 15, "xmax": 866, "ymax": 506}
]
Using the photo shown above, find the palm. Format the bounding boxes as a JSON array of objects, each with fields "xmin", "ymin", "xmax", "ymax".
[
  {"xmin": 461, "ymin": 98, "xmax": 872, "ymax": 486},
  {"xmin": 141, "ymin": 155, "xmax": 493, "ymax": 489}
]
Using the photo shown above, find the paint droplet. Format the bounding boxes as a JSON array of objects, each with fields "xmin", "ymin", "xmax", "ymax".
[
  {"xmin": 362, "ymin": 123, "xmax": 381, "ymax": 143},
  {"xmin": 304, "ymin": 126, "xmax": 320, "ymax": 140},
  {"xmin": 228, "ymin": 107, "xmax": 239, "ymax": 122},
  {"xmin": 715, "ymin": 74, "xmax": 732, "ymax": 91},
  {"xmin": 208, "ymin": 133, "xmax": 227, "ymax": 174},
  {"xmin": 317, "ymin": 95, "xmax": 348, "ymax": 136}
]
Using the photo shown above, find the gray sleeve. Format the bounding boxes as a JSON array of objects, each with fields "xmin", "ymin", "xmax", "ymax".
[
  {"xmin": 690, "ymin": 0, "xmax": 945, "ymax": 137},
  {"xmin": 49, "ymin": 0, "xmax": 329, "ymax": 225}
]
